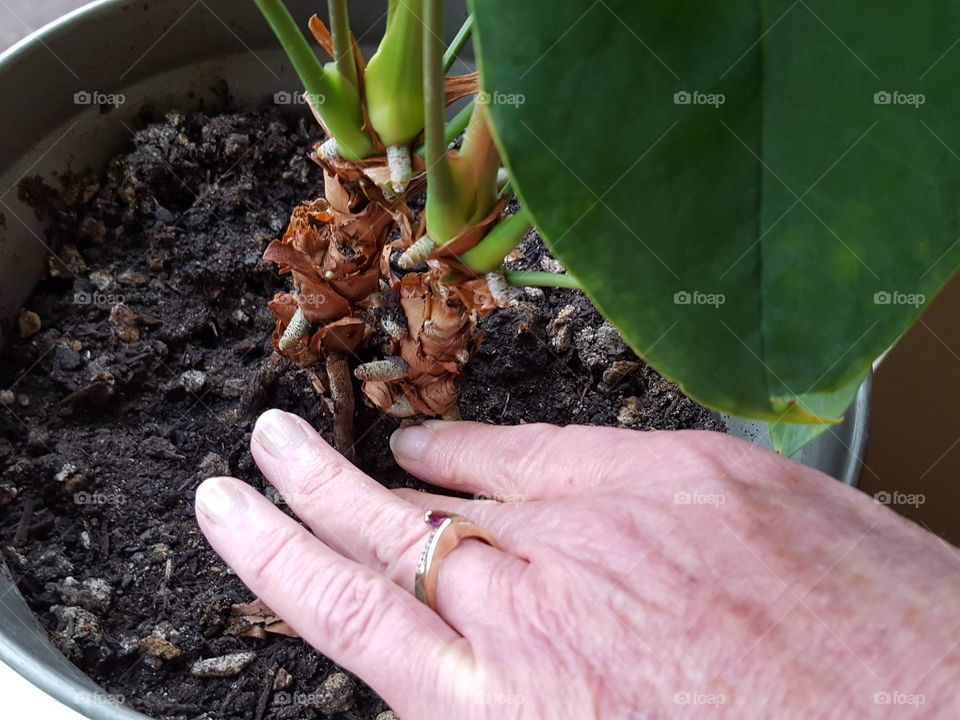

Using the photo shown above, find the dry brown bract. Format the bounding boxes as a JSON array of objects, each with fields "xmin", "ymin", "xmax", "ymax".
[
  {"xmin": 226, "ymin": 599, "xmax": 299, "ymax": 639},
  {"xmin": 261, "ymin": 16, "xmax": 503, "ymax": 434},
  {"xmin": 360, "ymin": 270, "xmax": 480, "ymax": 418}
]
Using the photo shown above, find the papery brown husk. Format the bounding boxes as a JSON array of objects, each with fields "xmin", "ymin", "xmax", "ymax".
[
  {"xmin": 266, "ymin": 20, "xmax": 497, "ymax": 419},
  {"xmin": 226, "ymin": 599, "xmax": 298, "ymax": 639},
  {"xmin": 264, "ymin": 167, "xmax": 398, "ymax": 367},
  {"xmin": 361, "ymin": 269, "xmax": 481, "ymax": 417}
]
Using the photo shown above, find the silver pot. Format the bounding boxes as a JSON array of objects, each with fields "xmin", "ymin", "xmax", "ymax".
[{"xmin": 0, "ymin": 1, "xmax": 870, "ymax": 717}]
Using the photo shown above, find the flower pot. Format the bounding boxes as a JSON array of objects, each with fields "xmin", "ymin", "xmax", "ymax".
[{"xmin": 0, "ymin": 1, "xmax": 870, "ymax": 717}]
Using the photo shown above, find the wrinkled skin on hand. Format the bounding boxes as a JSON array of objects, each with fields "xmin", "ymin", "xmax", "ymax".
[{"xmin": 195, "ymin": 412, "xmax": 960, "ymax": 719}]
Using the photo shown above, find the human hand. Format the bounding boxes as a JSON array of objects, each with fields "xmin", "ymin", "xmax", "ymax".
[{"xmin": 195, "ymin": 410, "xmax": 960, "ymax": 718}]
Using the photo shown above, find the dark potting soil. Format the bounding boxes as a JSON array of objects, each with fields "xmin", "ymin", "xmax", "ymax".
[{"xmin": 0, "ymin": 109, "xmax": 724, "ymax": 720}]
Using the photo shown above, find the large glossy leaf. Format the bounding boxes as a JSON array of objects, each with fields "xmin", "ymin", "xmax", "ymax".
[{"xmin": 470, "ymin": 0, "xmax": 960, "ymax": 422}]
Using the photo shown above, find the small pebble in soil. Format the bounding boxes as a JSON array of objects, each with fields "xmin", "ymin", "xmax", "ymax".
[
  {"xmin": 179, "ymin": 369, "xmax": 207, "ymax": 394},
  {"xmin": 51, "ymin": 605, "xmax": 102, "ymax": 660},
  {"xmin": 197, "ymin": 452, "xmax": 228, "ymax": 479},
  {"xmin": 53, "ymin": 344, "xmax": 84, "ymax": 371},
  {"xmin": 109, "ymin": 304, "xmax": 140, "ymax": 342},
  {"xmin": 273, "ymin": 667, "xmax": 293, "ymax": 690},
  {"xmin": 0, "ymin": 390, "xmax": 15, "ymax": 407},
  {"xmin": 48, "ymin": 577, "xmax": 113, "ymax": 615},
  {"xmin": 54, "ymin": 463, "xmax": 80, "ymax": 483},
  {"xmin": 221, "ymin": 377, "xmax": 247, "ymax": 398},
  {"xmin": 376, "ymin": 712, "xmax": 400, "ymax": 720},
  {"xmin": 314, "ymin": 672, "xmax": 356, "ymax": 715},
  {"xmin": 49, "ymin": 244, "xmax": 88, "ymax": 277},
  {"xmin": 118, "ymin": 270, "xmax": 147, "ymax": 286},
  {"xmin": 62, "ymin": 473, "xmax": 93, "ymax": 496},
  {"xmin": 89, "ymin": 269, "xmax": 115, "ymax": 292},
  {"xmin": 265, "ymin": 486, "xmax": 284, "ymax": 505},
  {"xmin": 139, "ymin": 622, "xmax": 183, "ymax": 661},
  {"xmin": 34, "ymin": 546, "xmax": 74, "ymax": 580},
  {"xmin": 18, "ymin": 309, "xmax": 41, "ymax": 338},
  {"xmin": 190, "ymin": 651, "xmax": 257, "ymax": 678},
  {"xmin": 0, "ymin": 483, "xmax": 17, "ymax": 506},
  {"xmin": 51, "ymin": 605, "xmax": 100, "ymax": 638},
  {"xmin": 116, "ymin": 634, "xmax": 140, "ymax": 659},
  {"xmin": 602, "ymin": 360, "xmax": 639, "ymax": 387},
  {"xmin": 546, "ymin": 304, "xmax": 577, "ymax": 352},
  {"xmin": 618, "ymin": 396, "xmax": 646, "ymax": 428},
  {"xmin": 539, "ymin": 255, "xmax": 566, "ymax": 274},
  {"xmin": 575, "ymin": 321, "xmax": 629, "ymax": 370}
]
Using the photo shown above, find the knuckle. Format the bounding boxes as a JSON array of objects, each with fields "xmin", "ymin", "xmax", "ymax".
[
  {"xmin": 374, "ymin": 506, "xmax": 427, "ymax": 573},
  {"xmin": 296, "ymin": 449, "xmax": 349, "ymax": 500},
  {"xmin": 311, "ymin": 569, "xmax": 393, "ymax": 657},
  {"xmin": 507, "ymin": 424, "xmax": 557, "ymax": 471},
  {"xmin": 246, "ymin": 525, "xmax": 307, "ymax": 588},
  {"xmin": 519, "ymin": 569, "xmax": 581, "ymax": 639}
]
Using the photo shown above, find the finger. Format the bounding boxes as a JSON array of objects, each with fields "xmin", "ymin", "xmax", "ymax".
[
  {"xmin": 249, "ymin": 409, "xmax": 528, "ymax": 630},
  {"xmin": 392, "ymin": 488, "xmax": 539, "ymax": 564},
  {"xmin": 194, "ymin": 476, "xmax": 470, "ymax": 710},
  {"xmin": 390, "ymin": 420, "xmax": 655, "ymax": 500},
  {"xmin": 392, "ymin": 487, "xmax": 518, "ymax": 524},
  {"xmin": 251, "ymin": 409, "xmax": 422, "ymax": 574}
]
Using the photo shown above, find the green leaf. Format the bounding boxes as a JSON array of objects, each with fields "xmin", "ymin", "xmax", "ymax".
[
  {"xmin": 768, "ymin": 371, "xmax": 868, "ymax": 457},
  {"xmin": 470, "ymin": 0, "xmax": 960, "ymax": 424}
]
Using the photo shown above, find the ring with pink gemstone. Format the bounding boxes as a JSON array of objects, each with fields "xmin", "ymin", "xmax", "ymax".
[{"xmin": 414, "ymin": 510, "xmax": 502, "ymax": 611}]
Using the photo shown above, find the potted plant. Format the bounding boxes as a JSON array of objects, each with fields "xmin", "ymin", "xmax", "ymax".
[{"xmin": 9, "ymin": 0, "xmax": 953, "ymax": 718}]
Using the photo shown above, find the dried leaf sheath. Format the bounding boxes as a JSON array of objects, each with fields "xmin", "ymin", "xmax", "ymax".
[{"xmin": 360, "ymin": 270, "xmax": 480, "ymax": 418}]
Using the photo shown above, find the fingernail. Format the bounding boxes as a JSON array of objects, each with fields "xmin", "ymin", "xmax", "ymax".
[
  {"xmin": 390, "ymin": 420, "xmax": 452, "ymax": 459},
  {"xmin": 196, "ymin": 477, "xmax": 248, "ymax": 525},
  {"xmin": 254, "ymin": 409, "xmax": 311, "ymax": 458}
]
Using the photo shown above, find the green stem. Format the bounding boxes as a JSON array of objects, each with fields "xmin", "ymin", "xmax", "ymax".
[
  {"xmin": 458, "ymin": 210, "xmax": 532, "ymax": 274},
  {"xmin": 454, "ymin": 103, "xmax": 500, "ymax": 224},
  {"xmin": 253, "ymin": 0, "xmax": 331, "ymax": 101},
  {"xmin": 446, "ymin": 99, "xmax": 475, "ymax": 146},
  {"xmin": 253, "ymin": 0, "xmax": 373, "ymax": 159},
  {"xmin": 442, "ymin": 14, "xmax": 474, "ymax": 73},
  {"xmin": 415, "ymin": 98, "xmax": 474, "ymax": 158},
  {"xmin": 328, "ymin": 0, "xmax": 357, "ymax": 90},
  {"xmin": 364, "ymin": 0, "xmax": 425, "ymax": 146},
  {"xmin": 424, "ymin": 0, "xmax": 459, "ymax": 241},
  {"xmin": 505, "ymin": 270, "xmax": 582, "ymax": 290}
]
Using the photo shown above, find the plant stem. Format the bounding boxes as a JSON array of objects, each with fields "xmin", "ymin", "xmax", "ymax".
[
  {"xmin": 327, "ymin": 0, "xmax": 358, "ymax": 90},
  {"xmin": 446, "ymin": 98, "xmax": 475, "ymax": 146},
  {"xmin": 504, "ymin": 270, "xmax": 582, "ymax": 290},
  {"xmin": 253, "ymin": 0, "xmax": 373, "ymax": 159},
  {"xmin": 414, "ymin": 98, "xmax": 474, "ymax": 158},
  {"xmin": 365, "ymin": 0, "xmax": 425, "ymax": 146},
  {"xmin": 254, "ymin": 0, "xmax": 330, "ymax": 101},
  {"xmin": 458, "ymin": 210, "xmax": 532, "ymax": 273},
  {"xmin": 326, "ymin": 352, "xmax": 356, "ymax": 463},
  {"xmin": 453, "ymin": 103, "xmax": 500, "ymax": 224},
  {"xmin": 424, "ymin": 0, "xmax": 459, "ymax": 241},
  {"xmin": 442, "ymin": 14, "xmax": 474, "ymax": 73}
]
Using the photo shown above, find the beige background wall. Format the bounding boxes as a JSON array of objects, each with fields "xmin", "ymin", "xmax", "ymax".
[{"xmin": 3, "ymin": 1, "xmax": 956, "ymax": 544}]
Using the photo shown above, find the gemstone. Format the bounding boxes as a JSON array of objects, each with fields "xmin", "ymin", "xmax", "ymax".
[{"xmin": 424, "ymin": 510, "xmax": 451, "ymax": 529}]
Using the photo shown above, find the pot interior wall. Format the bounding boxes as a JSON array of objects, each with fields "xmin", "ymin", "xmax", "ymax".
[{"xmin": 0, "ymin": 1, "xmax": 868, "ymax": 719}]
